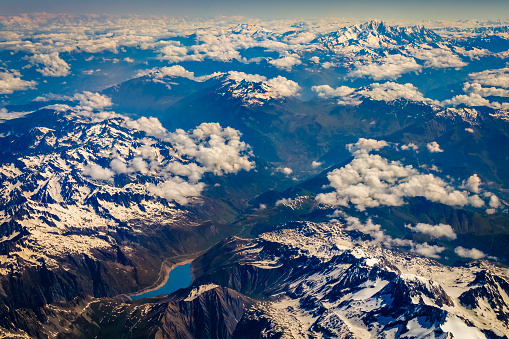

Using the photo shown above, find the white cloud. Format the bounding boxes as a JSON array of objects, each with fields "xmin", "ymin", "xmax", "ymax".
[
  {"xmin": 225, "ymin": 72, "xmax": 300, "ymax": 104},
  {"xmin": 463, "ymin": 174, "xmax": 481, "ymax": 193},
  {"xmin": 29, "ymin": 52, "xmax": 70, "ymax": 77},
  {"xmin": 0, "ymin": 108, "xmax": 33, "ymax": 120},
  {"xmin": 263, "ymin": 76, "xmax": 300, "ymax": 98},
  {"xmin": 412, "ymin": 243, "xmax": 446, "ymax": 259},
  {"xmin": 407, "ymin": 46, "xmax": 467, "ymax": 69},
  {"xmin": 465, "ymin": 128, "xmax": 474, "ymax": 133},
  {"xmin": 148, "ymin": 178, "xmax": 205, "ymax": 205},
  {"xmin": 123, "ymin": 116, "xmax": 168, "ymax": 139},
  {"xmin": 269, "ymin": 55, "xmax": 302, "ymax": 70},
  {"xmin": 463, "ymin": 82, "xmax": 509, "ymax": 98},
  {"xmin": 401, "ymin": 143, "xmax": 418, "ymax": 151},
  {"xmin": 312, "ymin": 161, "xmax": 322, "ymax": 168},
  {"xmin": 347, "ymin": 138, "xmax": 388, "ymax": 155},
  {"xmin": 489, "ymin": 195, "xmax": 500, "ymax": 209},
  {"xmin": 455, "ymin": 246, "xmax": 486, "ymax": 260},
  {"xmin": 311, "ymin": 84, "xmax": 361, "ymax": 106},
  {"xmin": 316, "ymin": 138, "xmax": 487, "ymax": 211},
  {"xmin": 469, "ymin": 67, "xmax": 509, "ymax": 88},
  {"xmin": 124, "ymin": 57, "xmax": 135, "ymax": 63},
  {"xmin": 167, "ymin": 122, "xmax": 255, "ymax": 176},
  {"xmin": 349, "ymin": 55, "xmax": 421, "ymax": 80},
  {"xmin": 426, "ymin": 141, "xmax": 443, "ymax": 153},
  {"xmin": 73, "ymin": 91, "xmax": 113, "ymax": 111},
  {"xmin": 82, "ymin": 164, "xmax": 114, "ymax": 180},
  {"xmin": 0, "ymin": 69, "xmax": 36, "ymax": 94},
  {"xmin": 342, "ymin": 215, "xmax": 445, "ymax": 259},
  {"xmin": 276, "ymin": 166, "xmax": 293, "ymax": 175},
  {"xmin": 141, "ymin": 65, "xmax": 223, "ymax": 82},
  {"xmin": 312, "ymin": 82, "xmax": 434, "ymax": 105},
  {"xmin": 359, "ymin": 82, "xmax": 432, "ymax": 103},
  {"xmin": 275, "ymin": 198, "xmax": 294, "ymax": 206},
  {"xmin": 227, "ymin": 71, "xmax": 266, "ymax": 83},
  {"xmin": 405, "ymin": 223, "xmax": 457, "ymax": 240}
]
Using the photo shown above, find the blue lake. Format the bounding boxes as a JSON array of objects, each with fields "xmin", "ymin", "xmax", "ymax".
[{"xmin": 131, "ymin": 263, "xmax": 192, "ymax": 300}]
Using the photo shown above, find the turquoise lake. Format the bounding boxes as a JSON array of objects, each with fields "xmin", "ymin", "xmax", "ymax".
[{"xmin": 131, "ymin": 263, "xmax": 192, "ymax": 300}]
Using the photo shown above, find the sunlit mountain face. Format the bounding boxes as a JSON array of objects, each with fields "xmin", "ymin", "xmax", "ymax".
[{"xmin": 1, "ymin": 13, "xmax": 509, "ymax": 338}]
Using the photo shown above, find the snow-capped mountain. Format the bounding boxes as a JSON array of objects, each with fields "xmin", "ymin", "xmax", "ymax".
[
  {"xmin": 316, "ymin": 21, "xmax": 443, "ymax": 53},
  {"xmin": 3, "ymin": 220, "xmax": 508, "ymax": 338},
  {"xmin": 0, "ymin": 106, "xmax": 256, "ymax": 314},
  {"xmin": 190, "ymin": 221, "xmax": 509, "ymax": 338}
]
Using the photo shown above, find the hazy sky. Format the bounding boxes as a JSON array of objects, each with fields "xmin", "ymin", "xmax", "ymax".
[{"xmin": 0, "ymin": 0, "xmax": 508, "ymax": 20}]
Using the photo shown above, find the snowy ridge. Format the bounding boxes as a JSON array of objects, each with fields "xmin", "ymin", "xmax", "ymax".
[
  {"xmin": 0, "ymin": 109, "xmax": 254, "ymax": 271},
  {"xmin": 202, "ymin": 221, "xmax": 509, "ymax": 338},
  {"xmin": 317, "ymin": 21, "xmax": 442, "ymax": 55}
]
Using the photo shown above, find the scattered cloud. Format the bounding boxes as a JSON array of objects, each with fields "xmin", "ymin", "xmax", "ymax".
[
  {"xmin": 401, "ymin": 143, "xmax": 418, "ymax": 151},
  {"xmin": 359, "ymin": 82, "xmax": 432, "ymax": 103},
  {"xmin": 455, "ymin": 246, "xmax": 486, "ymax": 260},
  {"xmin": 0, "ymin": 69, "xmax": 36, "ymax": 94},
  {"xmin": 426, "ymin": 141, "xmax": 443, "ymax": 153},
  {"xmin": 268, "ymin": 55, "xmax": 302, "ymax": 70},
  {"xmin": 82, "ymin": 164, "xmax": 114, "ymax": 180},
  {"xmin": 462, "ymin": 174, "xmax": 481, "ymax": 193},
  {"xmin": 342, "ymin": 215, "xmax": 445, "ymax": 259},
  {"xmin": 29, "ymin": 52, "xmax": 70, "ymax": 77},
  {"xmin": 316, "ymin": 138, "xmax": 487, "ymax": 211},
  {"xmin": 405, "ymin": 223, "xmax": 457, "ymax": 240},
  {"xmin": 349, "ymin": 55, "xmax": 421, "ymax": 80},
  {"xmin": 407, "ymin": 46, "xmax": 467, "ymax": 69},
  {"xmin": 276, "ymin": 166, "xmax": 293, "ymax": 175},
  {"xmin": 469, "ymin": 67, "xmax": 509, "ymax": 88}
]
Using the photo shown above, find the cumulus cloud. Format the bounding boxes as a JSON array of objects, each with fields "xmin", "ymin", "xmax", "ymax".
[
  {"xmin": 157, "ymin": 42, "xmax": 202, "ymax": 63},
  {"xmin": 469, "ymin": 67, "xmax": 509, "ymax": 88},
  {"xmin": 311, "ymin": 84, "xmax": 361, "ymax": 106},
  {"xmin": 489, "ymin": 195, "xmax": 500, "ymax": 209},
  {"xmin": 442, "ymin": 93, "xmax": 507, "ymax": 109},
  {"xmin": 359, "ymin": 82, "xmax": 432, "ymax": 103},
  {"xmin": 312, "ymin": 82, "xmax": 434, "ymax": 105},
  {"xmin": 268, "ymin": 55, "xmax": 302, "ymax": 70},
  {"xmin": 455, "ymin": 246, "xmax": 486, "ymax": 260},
  {"xmin": 342, "ymin": 215, "xmax": 445, "ymax": 259},
  {"xmin": 73, "ymin": 91, "xmax": 113, "ymax": 111},
  {"xmin": 225, "ymin": 71, "xmax": 300, "ymax": 104},
  {"xmin": 108, "ymin": 118, "xmax": 255, "ymax": 204},
  {"xmin": 227, "ymin": 71, "xmax": 267, "ymax": 83},
  {"xmin": 275, "ymin": 198, "xmax": 294, "ymax": 206},
  {"xmin": 276, "ymin": 166, "xmax": 293, "ymax": 175},
  {"xmin": 123, "ymin": 116, "xmax": 168, "ymax": 139},
  {"xmin": 462, "ymin": 174, "xmax": 481, "ymax": 193},
  {"xmin": 349, "ymin": 55, "xmax": 421, "ymax": 80},
  {"xmin": 148, "ymin": 178, "xmax": 205, "ymax": 205},
  {"xmin": 82, "ymin": 164, "xmax": 114, "ymax": 180},
  {"xmin": 347, "ymin": 138, "xmax": 388, "ymax": 155},
  {"xmin": 0, "ymin": 69, "xmax": 36, "ymax": 94},
  {"xmin": 167, "ymin": 122, "xmax": 255, "ymax": 176},
  {"xmin": 401, "ymin": 143, "xmax": 419, "ymax": 151},
  {"xmin": 263, "ymin": 76, "xmax": 300, "ymax": 98},
  {"xmin": 405, "ymin": 223, "xmax": 457, "ymax": 240},
  {"xmin": 140, "ymin": 65, "xmax": 223, "ymax": 82},
  {"xmin": 0, "ymin": 108, "xmax": 33, "ymax": 120},
  {"xmin": 407, "ymin": 46, "xmax": 467, "ymax": 69},
  {"xmin": 426, "ymin": 141, "xmax": 443, "ymax": 153},
  {"xmin": 316, "ymin": 138, "xmax": 488, "ymax": 211},
  {"xmin": 463, "ymin": 82, "xmax": 509, "ymax": 98},
  {"xmin": 29, "ymin": 52, "xmax": 70, "ymax": 77},
  {"xmin": 312, "ymin": 161, "xmax": 322, "ymax": 168},
  {"xmin": 412, "ymin": 243, "xmax": 446, "ymax": 259}
]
